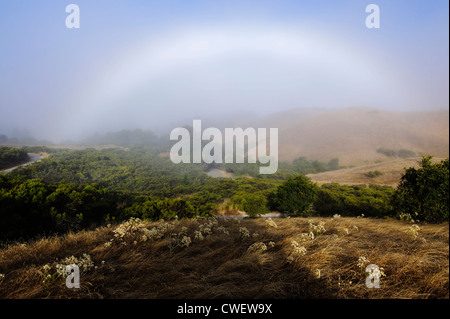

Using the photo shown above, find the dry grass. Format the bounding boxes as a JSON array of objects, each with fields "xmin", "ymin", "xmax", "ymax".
[
  {"xmin": 307, "ymin": 157, "xmax": 447, "ymax": 186},
  {"xmin": 242, "ymin": 107, "xmax": 449, "ymax": 165},
  {"xmin": 0, "ymin": 217, "xmax": 448, "ymax": 299}
]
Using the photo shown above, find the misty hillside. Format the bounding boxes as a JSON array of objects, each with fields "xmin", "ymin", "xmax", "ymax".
[{"xmin": 243, "ymin": 107, "xmax": 449, "ymax": 166}]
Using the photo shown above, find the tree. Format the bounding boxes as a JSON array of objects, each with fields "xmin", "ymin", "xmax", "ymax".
[
  {"xmin": 392, "ymin": 156, "xmax": 449, "ymax": 223},
  {"xmin": 268, "ymin": 175, "xmax": 318, "ymax": 216},
  {"xmin": 241, "ymin": 193, "xmax": 268, "ymax": 217}
]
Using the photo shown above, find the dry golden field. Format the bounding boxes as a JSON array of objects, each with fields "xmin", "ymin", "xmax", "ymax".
[
  {"xmin": 0, "ymin": 216, "xmax": 448, "ymax": 299},
  {"xmin": 307, "ymin": 157, "xmax": 448, "ymax": 187},
  {"xmin": 242, "ymin": 108, "xmax": 449, "ymax": 166}
]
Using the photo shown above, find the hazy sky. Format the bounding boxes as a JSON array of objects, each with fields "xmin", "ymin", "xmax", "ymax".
[{"xmin": 0, "ymin": 0, "xmax": 448, "ymax": 141}]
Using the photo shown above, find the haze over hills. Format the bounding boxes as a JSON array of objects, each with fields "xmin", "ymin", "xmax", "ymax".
[
  {"xmin": 241, "ymin": 107, "xmax": 449, "ymax": 166},
  {"xmin": 2, "ymin": 107, "xmax": 448, "ymax": 171}
]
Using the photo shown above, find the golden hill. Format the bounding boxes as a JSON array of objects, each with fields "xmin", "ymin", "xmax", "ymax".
[
  {"xmin": 307, "ymin": 157, "xmax": 447, "ymax": 187},
  {"xmin": 243, "ymin": 107, "xmax": 449, "ymax": 166}
]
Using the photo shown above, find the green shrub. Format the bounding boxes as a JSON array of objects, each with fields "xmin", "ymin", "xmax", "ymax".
[
  {"xmin": 314, "ymin": 183, "xmax": 395, "ymax": 218},
  {"xmin": 392, "ymin": 156, "xmax": 449, "ymax": 223},
  {"xmin": 268, "ymin": 175, "xmax": 318, "ymax": 216},
  {"xmin": 366, "ymin": 170, "xmax": 383, "ymax": 178}
]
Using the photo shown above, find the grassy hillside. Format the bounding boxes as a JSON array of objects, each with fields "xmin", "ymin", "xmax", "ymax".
[
  {"xmin": 307, "ymin": 157, "xmax": 448, "ymax": 186},
  {"xmin": 0, "ymin": 216, "xmax": 448, "ymax": 299},
  {"xmin": 243, "ymin": 107, "xmax": 449, "ymax": 166}
]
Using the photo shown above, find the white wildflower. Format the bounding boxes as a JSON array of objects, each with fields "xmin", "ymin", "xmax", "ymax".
[
  {"xmin": 194, "ymin": 230, "xmax": 204, "ymax": 241},
  {"xmin": 265, "ymin": 218, "xmax": 278, "ymax": 228},
  {"xmin": 180, "ymin": 236, "xmax": 191, "ymax": 248},
  {"xmin": 299, "ymin": 232, "xmax": 315, "ymax": 241},
  {"xmin": 287, "ymin": 240, "xmax": 307, "ymax": 262},
  {"xmin": 406, "ymin": 224, "xmax": 421, "ymax": 240},
  {"xmin": 216, "ymin": 226, "xmax": 230, "ymax": 235},
  {"xmin": 357, "ymin": 256, "xmax": 370, "ymax": 269},
  {"xmin": 239, "ymin": 227, "xmax": 250, "ymax": 239},
  {"xmin": 309, "ymin": 221, "xmax": 326, "ymax": 236},
  {"xmin": 247, "ymin": 242, "xmax": 267, "ymax": 254}
]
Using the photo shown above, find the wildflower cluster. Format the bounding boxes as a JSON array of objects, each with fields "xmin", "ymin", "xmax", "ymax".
[
  {"xmin": 239, "ymin": 227, "xmax": 250, "ymax": 239},
  {"xmin": 247, "ymin": 242, "xmax": 268, "ymax": 254},
  {"xmin": 140, "ymin": 223, "xmax": 174, "ymax": 243},
  {"xmin": 216, "ymin": 226, "xmax": 230, "ymax": 235},
  {"xmin": 105, "ymin": 218, "xmax": 175, "ymax": 247},
  {"xmin": 265, "ymin": 218, "xmax": 278, "ymax": 229},
  {"xmin": 197, "ymin": 218, "xmax": 220, "ymax": 238},
  {"xmin": 0, "ymin": 273, "xmax": 5, "ymax": 285},
  {"xmin": 56, "ymin": 254, "xmax": 95, "ymax": 276},
  {"xmin": 367, "ymin": 265, "xmax": 386, "ymax": 279},
  {"xmin": 180, "ymin": 235, "xmax": 192, "ymax": 248},
  {"xmin": 298, "ymin": 231, "xmax": 315, "ymax": 241},
  {"xmin": 107, "ymin": 217, "xmax": 148, "ymax": 246},
  {"xmin": 406, "ymin": 224, "xmax": 425, "ymax": 242},
  {"xmin": 357, "ymin": 256, "xmax": 370, "ymax": 270},
  {"xmin": 40, "ymin": 254, "xmax": 96, "ymax": 285},
  {"xmin": 167, "ymin": 226, "xmax": 192, "ymax": 253},
  {"xmin": 286, "ymin": 240, "xmax": 307, "ymax": 263},
  {"xmin": 308, "ymin": 220, "xmax": 326, "ymax": 236},
  {"xmin": 194, "ymin": 230, "xmax": 204, "ymax": 241}
]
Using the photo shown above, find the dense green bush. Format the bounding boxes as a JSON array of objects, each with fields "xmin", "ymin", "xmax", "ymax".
[
  {"xmin": 268, "ymin": 175, "xmax": 318, "ymax": 216},
  {"xmin": 0, "ymin": 176, "xmax": 122, "ymax": 241},
  {"xmin": 230, "ymin": 191, "xmax": 270, "ymax": 217},
  {"xmin": 314, "ymin": 183, "xmax": 395, "ymax": 218},
  {"xmin": 392, "ymin": 156, "xmax": 449, "ymax": 223}
]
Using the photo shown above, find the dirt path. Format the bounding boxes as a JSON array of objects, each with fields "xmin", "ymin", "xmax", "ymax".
[{"xmin": 1, "ymin": 153, "xmax": 43, "ymax": 173}]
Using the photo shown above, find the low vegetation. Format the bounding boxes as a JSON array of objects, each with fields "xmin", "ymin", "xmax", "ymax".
[
  {"xmin": 0, "ymin": 145, "xmax": 447, "ymax": 299},
  {"xmin": 0, "ymin": 217, "xmax": 447, "ymax": 299},
  {"xmin": 377, "ymin": 148, "xmax": 416, "ymax": 158},
  {"xmin": 0, "ymin": 147, "xmax": 448, "ymax": 243},
  {"xmin": 366, "ymin": 170, "xmax": 383, "ymax": 178}
]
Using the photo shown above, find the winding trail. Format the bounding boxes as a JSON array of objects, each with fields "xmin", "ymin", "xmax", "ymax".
[{"xmin": 1, "ymin": 153, "xmax": 43, "ymax": 173}]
